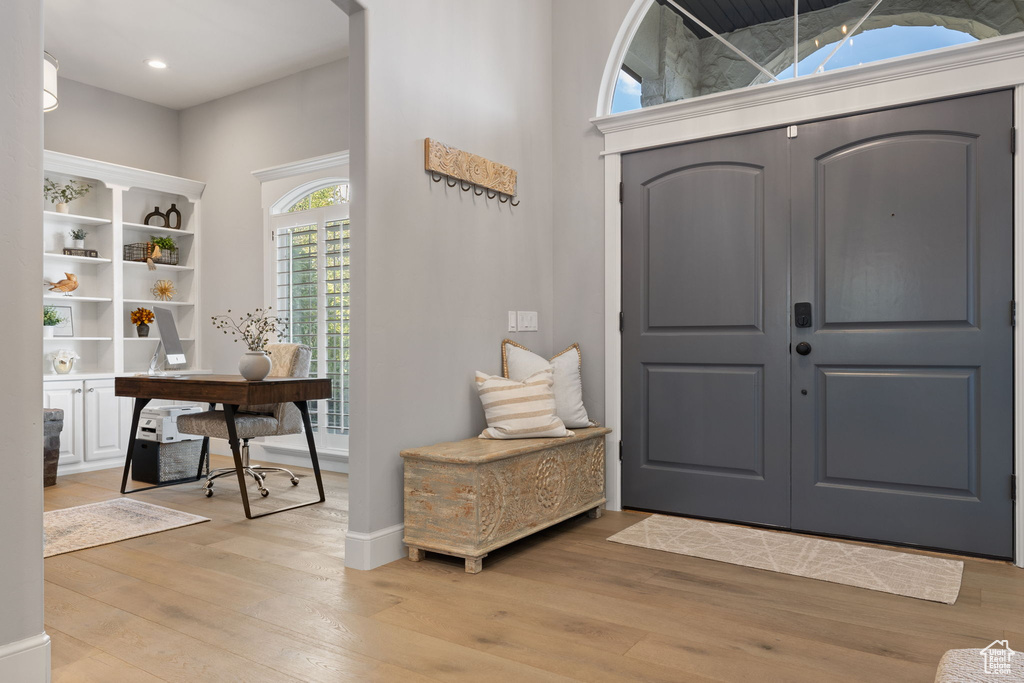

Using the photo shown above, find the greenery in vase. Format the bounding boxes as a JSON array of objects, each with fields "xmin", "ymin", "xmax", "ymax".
[
  {"xmin": 69, "ymin": 228, "xmax": 88, "ymax": 241},
  {"xmin": 43, "ymin": 178, "xmax": 91, "ymax": 205},
  {"xmin": 42, "ymin": 306, "xmax": 64, "ymax": 327},
  {"xmin": 150, "ymin": 236, "xmax": 177, "ymax": 252},
  {"xmin": 211, "ymin": 308, "xmax": 287, "ymax": 352}
]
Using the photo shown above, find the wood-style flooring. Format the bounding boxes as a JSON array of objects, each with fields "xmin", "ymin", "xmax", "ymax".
[{"xmin": 45, "ymin": 457, "xmax": 1024, "ymax": 682}]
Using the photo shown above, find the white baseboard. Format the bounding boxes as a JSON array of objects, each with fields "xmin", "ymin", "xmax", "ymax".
[
  {"xmin": 56, "ymin": 459, "xmax": 123, "ymax": 477},
  {"xmin": 0, "ymin": 633, "xmax": 50, "ymax": 683},
  {"xmin": 344, "ymin": 523, "xmax": 406, "ymax": 570}
]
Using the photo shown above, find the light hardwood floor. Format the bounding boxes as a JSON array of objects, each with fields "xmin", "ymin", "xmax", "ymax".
[{"xmin": 45, "ymin": 457, "xmax": 1023, "ymax": 682}]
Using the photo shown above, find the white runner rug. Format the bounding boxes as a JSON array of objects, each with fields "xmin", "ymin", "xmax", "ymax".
[{"xmin": 608, "ymin": 514, "xmax": 963, "ymax": 604}]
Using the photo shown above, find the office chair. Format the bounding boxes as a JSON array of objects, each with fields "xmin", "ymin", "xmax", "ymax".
[{"xmin": 177, "ymin": 343, "xmax": 312, "ymax": 498}]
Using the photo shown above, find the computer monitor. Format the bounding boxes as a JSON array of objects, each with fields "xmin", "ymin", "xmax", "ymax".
[{"xmin": 151, "ymin": 306, "xmax": 187, "ymax": 370}]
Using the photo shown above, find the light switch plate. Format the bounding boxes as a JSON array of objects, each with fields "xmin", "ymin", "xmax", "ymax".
[
  {"xmin": 508, "ymin": 311, "xmax": 518, "ymax": 332},
  {"xmin": 517, "ymin": 310, "xmax": 538, "ymax": 332}
]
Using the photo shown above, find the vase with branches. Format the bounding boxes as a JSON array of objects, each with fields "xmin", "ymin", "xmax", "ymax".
[
  {"xmin": 44, "ymin": 178, "xmax": 91, "ymax": 213},
  {"xmin": 211, "ymin": 308, "xmax": 288, "ymax": 380}
]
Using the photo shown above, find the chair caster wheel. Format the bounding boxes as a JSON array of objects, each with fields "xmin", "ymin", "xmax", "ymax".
[
  {"xmin": 290, "ymin": 478, "xmax": 300, "ymax": 486},
  {"xmin": 205, "ymin": 489, "xmax": 214, "ymax": 498},
  {"xmin": 259, "ymin": 488, "xmax": 270, "ymax": 497}
]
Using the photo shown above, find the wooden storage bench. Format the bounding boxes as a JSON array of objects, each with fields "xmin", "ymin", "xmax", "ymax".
[{"xmin": 401, "ymin": 427, "xmax": 612, "ymax": 573}]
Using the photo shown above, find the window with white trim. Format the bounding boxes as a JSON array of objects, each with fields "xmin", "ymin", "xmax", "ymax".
[{"xmin": 270, "ymin": 182, "xmax": 349, "ymax": 450}]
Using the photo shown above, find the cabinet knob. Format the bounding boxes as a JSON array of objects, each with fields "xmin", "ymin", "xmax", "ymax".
[
  {"xmin": 88, "ymin": 387, "xmax": 95, "ymax": 392},
  {"xmin": 76, "ymin": 388, "xmax": 83, "ymax": 393}
]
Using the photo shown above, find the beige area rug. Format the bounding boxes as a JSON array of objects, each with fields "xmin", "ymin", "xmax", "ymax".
[
  {"xmin": 608, "ymin": 514, "xmax": 964, "ymax": 604},
  {"xmin": 44, "ymin": 498, "xmax": 209, "ymax": 558}
]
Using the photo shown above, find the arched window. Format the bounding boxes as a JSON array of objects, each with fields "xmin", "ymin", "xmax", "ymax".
[
  {"xmin": 608, "ymin": 0, "xmax": 1007, "ymax": 114},
  {"xmin": 271, "ymin": 180, "xmax": 350, "ymax": 446}
]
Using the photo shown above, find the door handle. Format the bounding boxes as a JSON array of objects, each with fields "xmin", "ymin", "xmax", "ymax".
[{"xmin": 795, "ymin": 342, "xmax": 812, "ymax": 356}]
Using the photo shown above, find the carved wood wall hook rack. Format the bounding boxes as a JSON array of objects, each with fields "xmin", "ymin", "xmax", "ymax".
[{"xmin": 424, "ymin": 138, "xmax": 520, "ymax": 206}]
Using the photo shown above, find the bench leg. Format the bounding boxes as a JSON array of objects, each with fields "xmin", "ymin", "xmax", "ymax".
[
  {"xmin": 588, "ymin": 506, "xmax": 604, "ymax": 519},
  {"xmin": 465, "ymin": 556, "xmax": 484, "ymax": 574},
  {"xmin": 409, "ymin": 547, "xmax": 425, "ymax": 562}
]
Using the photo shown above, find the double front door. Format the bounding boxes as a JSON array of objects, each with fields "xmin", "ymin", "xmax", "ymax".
[{"xmin": 621, "ymin": 91, "xmax": 1014, "ymax": 558}]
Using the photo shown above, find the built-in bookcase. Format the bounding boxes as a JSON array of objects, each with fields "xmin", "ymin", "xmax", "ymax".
[{"xmin": 42, "ymin": 151, "xmax": 206, "ymax": 378}]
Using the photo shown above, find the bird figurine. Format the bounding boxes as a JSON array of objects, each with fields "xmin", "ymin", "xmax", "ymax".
[{"xmin": 45, "ymin": 272, "xmax": 79, "ymax": 296}]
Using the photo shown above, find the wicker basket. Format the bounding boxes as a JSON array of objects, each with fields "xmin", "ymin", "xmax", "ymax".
[{"xmin": 124, "ymin": 242, "xmax": 179, "ymax": 266}]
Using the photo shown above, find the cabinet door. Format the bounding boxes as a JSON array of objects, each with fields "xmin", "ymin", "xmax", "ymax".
[
  {"xmin": 43, "ymin": 381, "xmax": 84, "ymax": 466},
  {"xmin": 84, "ymin": 379, "xmax": 124, "ymax": 462}
]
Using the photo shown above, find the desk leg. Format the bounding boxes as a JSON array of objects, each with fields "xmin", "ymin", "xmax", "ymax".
[
  {"xmin": 297, "ymin": 400, "xmax": 327, "ymax": 505},
  {"xmin": 222, "ymin": 404, "xmax": 254, "ymax": 519},
  {"xmin": 197, "ymin": 403, "xmax": 215, "ymax": 480},
  {"xmin": 120, "ymin": 397, "xmax": 150, "ymax": 494}
]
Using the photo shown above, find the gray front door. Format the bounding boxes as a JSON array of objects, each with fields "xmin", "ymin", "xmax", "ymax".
[{"xmin": 622, "ymin": 91, "xmax": 1015, "ymax": 557}]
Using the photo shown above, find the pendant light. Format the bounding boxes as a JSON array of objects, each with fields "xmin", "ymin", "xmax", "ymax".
[{"xmin": 43, "ymin": 52, "xmax": 58, "ymax": 112}]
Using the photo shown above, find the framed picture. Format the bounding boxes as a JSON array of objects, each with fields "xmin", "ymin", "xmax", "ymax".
[{"xmin": 52, "ymin": 306, "xmax": 73, "ymax": 337}]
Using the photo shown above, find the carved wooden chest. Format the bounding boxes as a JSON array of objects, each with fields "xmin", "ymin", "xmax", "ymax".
[{"xmin": 401, "ymin": 427, "xmax": 611, "ymax": 573}]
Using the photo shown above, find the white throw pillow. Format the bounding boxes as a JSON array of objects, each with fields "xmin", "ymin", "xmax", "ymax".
[
  {"xmin": 475, "ymin": 368, "xmax": 573, "ymax": 440},
  {"xmin": 502, "ymin": 340, "xmax": 594, "ymax": 429}
]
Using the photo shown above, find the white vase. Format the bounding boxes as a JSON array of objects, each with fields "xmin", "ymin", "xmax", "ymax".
[
  {"xmin": 239, "ymin": 351, "xmax": 272, "ymax": 381},
  {"xmin": 72, "ymin": 239, "xmax": 84, "ymax": 249},
  {"xmin": 55, "ymin": 203, "xmax": 69, "ymax": 214},
  {"xmin": 43, "ymin": 326, "xmax": 55, "ymax": 338}
]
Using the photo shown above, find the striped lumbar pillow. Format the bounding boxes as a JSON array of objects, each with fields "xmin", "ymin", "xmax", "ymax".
[{"xmin": 475, "ymin": 368, "xmax": 573, "ymax": 440}]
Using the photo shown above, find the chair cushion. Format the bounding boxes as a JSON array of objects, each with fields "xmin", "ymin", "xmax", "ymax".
[{"xmin": 177, "ymin": 411, "xmax": 280, "ymax": 439}]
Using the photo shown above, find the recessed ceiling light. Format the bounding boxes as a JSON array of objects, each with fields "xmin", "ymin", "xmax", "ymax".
[{"xmin": 145, "ymin": 59, "xmax": 168, "ymax": 69}]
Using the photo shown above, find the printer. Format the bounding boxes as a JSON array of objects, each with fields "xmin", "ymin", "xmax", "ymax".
[{"xmin": 136, "ymin": 404, "xmax": 205, "ymax": 443}]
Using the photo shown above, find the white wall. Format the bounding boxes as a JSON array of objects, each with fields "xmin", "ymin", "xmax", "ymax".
[
  {"xmin": 0, "ymin": 1, "xmax": 49, "ymax": 680},
  {"xmin": 346, "ymin": 0, "xmax": 555, "ymax": 566},
  {"xmin": 551, "ymin": 0, "xmax": 634, "ymax": 426},
  {"xmin": 180, "ymin": 59, "xmax": 350, "ymax": 375},
  {"xmin": 44, "ymin": 77, "xmax": 181, "ymax": 175}
]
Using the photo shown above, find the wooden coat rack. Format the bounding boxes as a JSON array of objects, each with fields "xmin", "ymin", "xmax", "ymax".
[{"xmin": 424, "ymin": 138, "xmax": 520, "ymax": 205}]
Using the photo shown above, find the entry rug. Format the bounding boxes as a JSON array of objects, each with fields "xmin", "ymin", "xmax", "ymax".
[
  {"xmin": 44, "ymin": 498, "xmax": 209, "ymax": 558},
  {"xmin": 608, "ymin": 515, "xmax": 964, "ymax": 604}
]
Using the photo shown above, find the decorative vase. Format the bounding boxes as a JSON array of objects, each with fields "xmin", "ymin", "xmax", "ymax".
[
  {"xmin": 72, "ymin": 239, "xmax": 84, "ymax": 249},
  {"xmin": 166, "ymin": 203, "xmax": 181, "ymax": 230},
  {"xmin": 52, "ymin": 357, "xmax": 74, "ymax": 374},
  {"xmin": 136, "ymin": 323, "xmax": 150, "ymax": 338},
  {"xmin": 43, "ymin": 326, "xmax": 55, "ymax": 338},
  {"xmin": 55, "ymin": 203, "xmax": 68, "ymax": 214},
  {"xmin": 239, "ymin": 350, "xmax": 272, "ymax": 381}
]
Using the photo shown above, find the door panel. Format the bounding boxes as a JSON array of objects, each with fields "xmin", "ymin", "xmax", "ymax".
[
  {"xmin": 622, "ymin": 129, "xmax": 791, "ymax": 527},
  {"xmin": 43, "ymin": 381, "xmax": 84, "ymax": 466},
  {"xmin": 790, "ymin": 91, "xmax": 1013, "ymax": 557},
  {"xmin": 84, "ymin": 379, "xmax": 123, "ymax": 462}
]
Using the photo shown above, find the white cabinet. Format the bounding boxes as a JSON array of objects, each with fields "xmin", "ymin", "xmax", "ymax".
[
  {"xmin": 43, "ymin": 380, "xmax": 84, "ymax": 466},
  {"xmin": 83, "ymin": 379, "xmax": 124, "ymax": 462}
]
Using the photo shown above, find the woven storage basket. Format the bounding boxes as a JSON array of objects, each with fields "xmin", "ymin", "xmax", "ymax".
[{"xmin": 124, "ymin": 242, "xmax": 179, "ymax": 265}]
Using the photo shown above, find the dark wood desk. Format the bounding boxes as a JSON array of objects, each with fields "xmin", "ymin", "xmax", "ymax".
[{"xmin": 115, "ymin": 375, "xmax": 332, "ymax": 519}]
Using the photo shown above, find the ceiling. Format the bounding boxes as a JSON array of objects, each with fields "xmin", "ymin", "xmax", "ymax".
[
  {"xmin": 45, "ymin": 0, "xmax": 349, "ymax": 110},
  {"xmin": 660, "ymin": 0, "xmax": 852, "ymax": 38}
]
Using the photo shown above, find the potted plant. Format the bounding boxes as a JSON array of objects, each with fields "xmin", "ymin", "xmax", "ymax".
[
  {"xmin": 211, "ymin": 308, "xmax": 287, "ymax": 381},
  {"xmin": 43, "ymin": 306, "xmax": 64, "ymax": 338},
  {"xmin": 68, "ymin": 228, "xmax": 88, "ymax": 249},
  {"xmin": 147, "ymin": 236, "xmax": 178, "ymax": 268},
  {"xmin": 43, "ymin": 178, "xmax": 91, "ymax": 214},
  {"xmin": 131, "ymin": 307, "xmax": 155, "ymax": 337}
]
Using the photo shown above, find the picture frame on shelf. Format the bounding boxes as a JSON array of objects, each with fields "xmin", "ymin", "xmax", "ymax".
[
  {"xmin": 62, "ymin": 248, "xmax": 100, "ymax": 258},
  {"xmin": 51, "ymin": 306, "xmax": 73, "ymax": 337}
]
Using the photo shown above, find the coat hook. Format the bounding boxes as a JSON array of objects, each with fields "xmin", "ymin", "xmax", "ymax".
[
  {"xmin": 510, "ymin": 197, "xmax": 520, "ymax": 206},
  {"xmin": 474, "ymin": 186, "xmax": 484, "ymax": 196},
  {"xmin": 461, "ymin": 181, "xmax": 473, "ymax": 192},
  {"xmin": 446, "ymin": 176, "xmax": 458, "ymax": 188},
  {"xmin": 486, "ymin": 189, "xmax": 497, "ymax": 199},
  {"xmin": 431, "ymin": 172, "xmax": 443, "ymax": 183},
  {"xmin": 499, "ymin": 194, "xmax": 509, "ymax": 204}
]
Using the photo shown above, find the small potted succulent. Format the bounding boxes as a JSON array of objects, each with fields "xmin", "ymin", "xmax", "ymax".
[
  {"xmin": 43, "ymin": 306, "xmax": 64, "ymax": 338},
  {"xmin": 131, "ymin": 307, "xmax": 154, "ymax": 337},
  {"xmin": 211, "ymin": 308, "xmax": 287, "ymax": 381},
  {"xmin": 69, "ymin": 228, "xmax": 88, "ymax": 249},
  {"xmin": 44, "ymin": 178, "xmax": 91, "ymax": 213}
]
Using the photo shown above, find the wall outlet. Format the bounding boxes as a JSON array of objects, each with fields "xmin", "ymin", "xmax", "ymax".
[
  {"xmin": 508, "ymin": 311, "xmax": 518, "ymax": 332},
  {"xmin": 517, "ymin": 310, "xmax": 538, "ymax": 332}
]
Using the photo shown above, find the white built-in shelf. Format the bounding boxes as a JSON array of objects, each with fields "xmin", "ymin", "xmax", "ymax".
[
  {"xmin": 43, "ymin": 211, "xmax": 112, "ymax": 227},
  {"xmin": 122, "ymin": 222, "xmax": 194, "ymax": 238},
  {"xmin": 43, "ymin": 336, "xmax": 113, "ymax": 342},
  {"xmin": 43, "ymin": 294, "xmax": 113, "ymax": 303},
  {"xmin": 124, "ymin": 337, "xmax": 195, "ymax": 342},
  {"xmin": 44, "ymin": 253, "xmax": 113, "ymax": 264},
  {"xmin": 123, "ymin": 260, "xmax": 194, "ymax": 272},
  {"xmin": 123, "ymin": 298, "xmax": 194, "ymax": 307}
]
